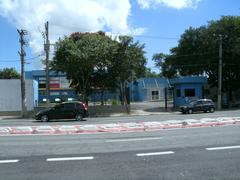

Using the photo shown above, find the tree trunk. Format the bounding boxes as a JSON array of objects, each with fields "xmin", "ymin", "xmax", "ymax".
[
  {"xmin": 82, "ymin": 89, "xmax": 88, "ymax": 105},
  {"xmin": 119, "ymin": 82, "xmax": 124, "ymax": 105},
  {"xmin": 228, "ymin": 88, "xmax": 233, "ymax": 107},
  {"xmin": 123, "ymin": 82, "xmax": 130, "ymax": 114},
  {"xmin": 100, "ymin": 89, "xmax": 104, "ymax": 106}
]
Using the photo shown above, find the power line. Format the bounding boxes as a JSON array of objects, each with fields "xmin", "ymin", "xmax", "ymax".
[
  {"xmin": 52, "ymin": 32, "xmax": 179, "ymax": 40},
  {"xmin": 0, "ymin": 54, "xmax": 44, "ymax": 62},
  {"xmin": 131, "ymin": 35, "xmax": 179, "ymax": 40}
]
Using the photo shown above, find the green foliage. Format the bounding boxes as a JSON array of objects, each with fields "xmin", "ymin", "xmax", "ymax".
[
  {"xmin": 111, "ymin": 99, "xmax": 118, "ymax": 105},
  {"xmin": 110, "ymin": 36, "xmax": 147, "ymax": 82},
  {"xmin": 155, "ymin": 16, "xmax": 240, "ymax": 93},
  {"xmin": 0, "ymin": 68, "xmax": 20, "ymax": 79},
  {"xmin": 52, "ymin": 32, "xmax": 147, "ymax": 106},
  {"xmin": 110, "ymin": 35, "xmax": 147, "ymax": 111},
  {"xmin": 52, "ymin": 31, "xmax": 117, "ymax": 103},
  {"xmin": 145, "ymin": 68, "xmax": 161, "ymax": 78}
]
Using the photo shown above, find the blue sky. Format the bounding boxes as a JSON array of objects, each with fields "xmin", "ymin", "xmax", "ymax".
[{"xmin": 0, "ymin": 0, "xmax": 239, "ymax": 73}]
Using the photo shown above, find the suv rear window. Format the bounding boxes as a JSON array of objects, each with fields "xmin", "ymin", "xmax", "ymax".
[
  {"xmin": 203, "ymin": 100, "xmax": 213, "ymax": 105},
  {"xmin": 63, "ymin": 103, "xmax": 75, "ymax": 110}
]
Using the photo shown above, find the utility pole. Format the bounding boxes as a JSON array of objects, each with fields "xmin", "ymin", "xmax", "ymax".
[
  {"xmin": 44, "ymin": 21, "xmax": 50, "ymax": 107},
  {"xmin": 17, "ymin": 29, "xmax": 28, "ymax": 117},
  {"xmin": 217, "ymin": 34, "xmax": 223, "ymax": 110}
]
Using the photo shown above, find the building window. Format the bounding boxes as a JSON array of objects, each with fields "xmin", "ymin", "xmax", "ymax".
[
  {"xmin": 176, "ymin": 89, "xmax": 181, "ymax": 97},
  {"xmin": 39, "ymin": 84, "xmax": 46, "ymax": 88},
  {"xmin": 50, "ymin": 92, "xmax": 60, "ymax": 96},
  {"xmin": 39, "ymin": 91, "xmax": 45, "ymax": 96},
  {"xmin": 185, "ymin": 89, "xmax": 195, "ymax": 97},
  {"xmin": 151, "ymin": 91, "xmax": 159, "ymax": 100},
  {"xmin": 61, "ymin": 91, "xmax": 68, "ymax": 95}
]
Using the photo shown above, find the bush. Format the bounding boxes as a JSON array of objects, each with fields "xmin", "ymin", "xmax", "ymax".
[{"xmin": 111, "ymin": 99, "xmax": 118, "ymax": 105}]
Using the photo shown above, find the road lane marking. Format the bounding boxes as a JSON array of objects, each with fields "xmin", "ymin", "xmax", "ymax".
[
  {"xmin": 206, "ymin": 145, "xmax": 240, "ymax": 151},
  {"xmin": 0, "ymin": 160, "xmax": 19, "ymax": 164},
  {"xmin": 136, "ymin": 151, "xmax": 174, "ymax": 157},
  {"xmin": 46, "ymin": 156, "xmax": 94, "ymax": 162},
  {"xmin": 106, "ymin": 137, "xmax": 163, "ymax": 143}
]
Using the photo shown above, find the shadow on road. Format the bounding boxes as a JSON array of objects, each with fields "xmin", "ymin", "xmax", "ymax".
[{"xmin": 32, "ymin": 119, "xmax": 87, "ymax": 123}]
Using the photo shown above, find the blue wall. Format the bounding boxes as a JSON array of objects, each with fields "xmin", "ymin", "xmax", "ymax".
[
  {"xmin": 130, "ymin": 78, "xmax": 169, "ymax": 102},
  {"xmin": 173, "ymin": 83, "xmax": 204, "ymax": 107},
  {"xmin": 170, "ymin": 76, "xmax": 207, "ymax": 107}
]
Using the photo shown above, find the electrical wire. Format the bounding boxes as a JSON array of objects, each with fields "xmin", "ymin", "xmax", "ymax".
[{"xmin": 0, "ymin": 54, "xmax": 45, "ymax": 63}]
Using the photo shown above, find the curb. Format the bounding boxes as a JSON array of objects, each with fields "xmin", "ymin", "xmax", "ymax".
[{"xmin": 0, "ymin": 117, "xmax": 240, "ymax": 136}]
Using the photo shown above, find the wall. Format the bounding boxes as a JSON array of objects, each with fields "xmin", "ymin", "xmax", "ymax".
[
  {"xmin": 173, "ymin": 83, "xmax": 204, "ymax": 107},
  {"xmin": 0, "ymin": 79, "xmax": 36, "ymax": 111},
  {"xmin": 130, "ymin": 78, "xmax": 169, "ymax": 102}
]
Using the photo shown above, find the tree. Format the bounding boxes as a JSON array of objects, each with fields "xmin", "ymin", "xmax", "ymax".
[
  {"xmin": 52, "ymin": 32, "xmax": 147, "ymax": 111},
  {"xmin": 0, "ymin": 68, "xmax": 20, "ymax": 79},
  {"xmin": 52, "ymin": 31, "xmax": 117, "ymax": 104},
  {"xmin": 110, "ymin": 36, "xmax": 147, "ymax": 112},
  {"xmin": 144, "ymin": 68, "xmax": 161, "ymax": 78},
  {"xmin": 155, "ymin": 16, "xmax": 240, "ymax": 104}
]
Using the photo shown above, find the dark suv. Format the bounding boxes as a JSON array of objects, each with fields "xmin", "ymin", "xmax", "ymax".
[
  {"xmin": 180, "ymin": 99, "xmax": 215, "ymax": 114},
  {"xmin": 35, "ymin": 102, "xmax": 88, "ymax": 122}
]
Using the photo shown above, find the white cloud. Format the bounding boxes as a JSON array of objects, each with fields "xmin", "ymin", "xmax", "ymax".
[
  {"xmin": 137, "ymin": 0, "xmax": 201, "ymax": 9},
  {"xmin": 0, "ymin": 0, "xmax": 146, "ymax": 69}
]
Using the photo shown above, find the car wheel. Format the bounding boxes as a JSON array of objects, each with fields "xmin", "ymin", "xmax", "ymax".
[
  {"xmin": 210, "ymin": 107, "xmax": 215, "ymax": 113},
  {"xmin": 188, "ymin": 109, "xmax": 193, "ymax": 114},
  {"xmin": 41, "ymin": 115, "xmax": 49, "ymax": 122},
  {"xmin": 75, "ymin": 114, "xmax": 83, "ymax": 121}
]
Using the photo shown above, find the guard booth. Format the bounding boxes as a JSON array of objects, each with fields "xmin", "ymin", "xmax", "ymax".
[{"xmin": 170, "ymin": 76, "xmax": 207, "ymax": 108}]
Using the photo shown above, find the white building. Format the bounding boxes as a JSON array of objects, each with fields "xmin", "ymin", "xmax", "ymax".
[{"xmin": 0, "ymin": 79, "xmax": 38, "ymax": 112}]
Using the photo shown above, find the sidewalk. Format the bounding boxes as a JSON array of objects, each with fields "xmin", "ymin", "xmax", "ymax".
[{"xmin": 110, "ymin": 109, "xmax": 173, "ymax": 117}]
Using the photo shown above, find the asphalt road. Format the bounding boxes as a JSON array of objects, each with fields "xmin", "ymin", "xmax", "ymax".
[
  {"xmin": 1, "ymin": 109, "xmax": 240, "ymax": 126},
  {"xmin": 0, "ymin": 124, "xmax": 240, "ymax": 180}
]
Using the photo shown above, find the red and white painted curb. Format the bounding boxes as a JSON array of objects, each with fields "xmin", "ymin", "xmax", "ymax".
[{"xmin": 0, "ymin": 117, "xmax": 240, "ymax": 136}]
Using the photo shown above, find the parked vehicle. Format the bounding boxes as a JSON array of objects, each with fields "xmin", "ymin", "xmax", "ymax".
[
  {"xmin": 180, "ymin": 99, "xmax": 215, "ymax": 114},
  {"xmin": 35, "ymin": 102, "xmax": 88, "ymax": 122}
]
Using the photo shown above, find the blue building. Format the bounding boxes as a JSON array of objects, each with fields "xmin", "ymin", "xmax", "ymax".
[
  {"xmin": 26, "ymin": 70, "xmax": 119, "ymax": 103},
  {"xmin": 130, "ymin": 78, "xmax": 170, "ymax": 102},
  {"xmin": 26, "ymin": 70, "xmax": 78, "ymax": 103},
  {"xmin": 170, "ymin": 76, "xmax": 207, "ymax": 107},
  {"xmin": 26, "ymin": 70, "xmax": 207, "ymax": 107}
]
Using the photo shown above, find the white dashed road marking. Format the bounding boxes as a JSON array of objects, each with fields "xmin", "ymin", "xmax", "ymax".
[
  {"xmin": 46, "ymin": 156, "xmax": 94, "ymax": 162},
  {"xmin": 206, "ymin": 145, "xmax": 240, "ymax": 151},
  {"xmin": 0, "ymin": 159, "xmax": 19, "ymax": 164},
  {"xmin": 136, "ymin": 151, "xmax": 175, "ymax": 157},
  {"xmin": 105, "ymin": 137, "xmax": 163, "ymax": 143}
]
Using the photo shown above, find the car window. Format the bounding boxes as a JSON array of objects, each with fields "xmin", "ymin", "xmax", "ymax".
[
  {"xmin": 195, "ymin": 101, "xmax": 202, "ymax": 106},
  {"xmin": 204, "ymin": 101, "xmax": 213, "ymax": 105},
  {"xmin": 54, "ymin": 104, "xmax": 63, "ymax": 109},
  {"xmin": 63, "ymin": 103, "xmax": 75, "ymax": 110}
]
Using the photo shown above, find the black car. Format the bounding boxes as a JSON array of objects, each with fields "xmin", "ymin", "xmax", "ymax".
[
  {"xmin": 180, "ymin": 99, "xmax": 215, "ymax": 114},
  {"xmin": 35, "ymin": 102, "xmax": 88, "ymax": 122}
]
